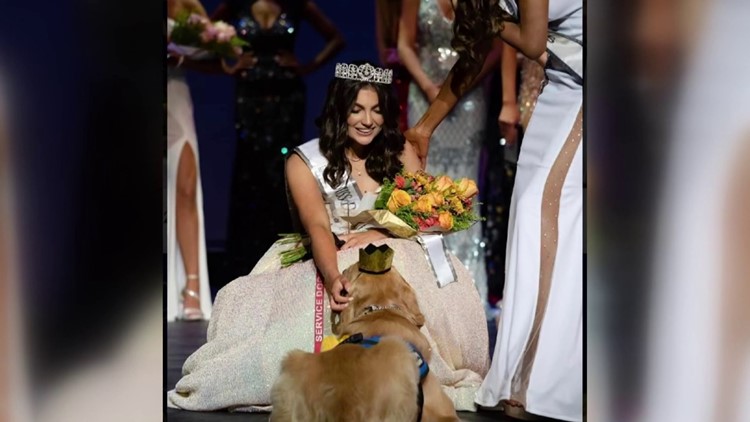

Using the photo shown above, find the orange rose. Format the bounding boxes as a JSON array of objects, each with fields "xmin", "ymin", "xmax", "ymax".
[
  {"xmin": 438, "ymin": 212, "xmax": 454, "ymax": 230},
  {"xmin": 431, "ymin": 175, "xmax": 453, "ymax": 193},
  {"xmin": 428, "ymin": 192, "xmax": 444, "ymax": 206},
  {"xmin": 413, "ymin": 194, "xmax": 436, "ymax": 214},
  {"xmin": 456, "ymin": 178, "xmax": 478, "ymax": 199},
  {"xmin": 387, "ymin": 189, "xmax": 412, "ymax": 212}
]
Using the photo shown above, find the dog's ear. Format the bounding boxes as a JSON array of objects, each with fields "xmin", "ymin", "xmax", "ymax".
[
  {"xmin": 394, "ymin": 271, "xmax": 425, "ymax": 327},
  {"xmin": 406, "ymin": 305, "xmax": 426, "ymax": 328},
  {"xmin": 330, "ymin": 310, "xmax": 342, "ymax": 335}
]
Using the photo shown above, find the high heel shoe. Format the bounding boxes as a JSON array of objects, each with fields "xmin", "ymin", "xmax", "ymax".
[{"xmin": 178, "ymin": 274, "xmax": 204, "ymax": 321}]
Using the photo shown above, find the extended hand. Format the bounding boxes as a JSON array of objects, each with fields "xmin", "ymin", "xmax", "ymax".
[
  {"xmin": 498, "ymin": 102, "xmax": 521, "ymax": 146},
  {"xmin": 275, "ymin": 50, "xmax": 311, "ymax": 75},
  {"xmin": 404, "ymin": 126, "xmax": 431, "ymax": 170},
  {"xmin": 338, "ymin": 230, "xmax": 389, "ymax": 251},
  {"xmin": 325, "ymin": 274, "xmax": 352, "ymax": 312},
  {"xmin": 167, "ymin": 53, "xmax": 185, "ymax": 68},
  {"xmin": 222, "ymin": 52, "xmax": 258, "ymax": 75}
]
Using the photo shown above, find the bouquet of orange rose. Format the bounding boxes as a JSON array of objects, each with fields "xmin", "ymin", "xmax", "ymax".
[
  {"xmin": 343, "ymin": 170, "xmax": 481, "ymax": 238},
  {"xmin": 167, "ymin": 11, "xmax": 248, "ymax": 59},
  {"xmin": 276, "ymin": 170, "xmax": 480, "ymax": 268}
]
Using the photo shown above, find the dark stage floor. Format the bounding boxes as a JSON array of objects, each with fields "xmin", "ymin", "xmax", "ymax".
[{"xmin": 166, "ymin": 321, "xmax": 565, "ymax": 422}]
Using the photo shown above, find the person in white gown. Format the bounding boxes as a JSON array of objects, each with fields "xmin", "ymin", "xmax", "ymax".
[
  {"xmin": 406, "ymin": 0, "xmax": 583, "ymax": 420},
  {"xmin": 167, "ymin": 62, "xmax": 490, "ymax": 412},
  {"xmin": 166, "ymin": 0, "xmax": 213, "ymax": 321}
]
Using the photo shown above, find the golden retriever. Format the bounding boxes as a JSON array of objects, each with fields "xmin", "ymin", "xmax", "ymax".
[{"xmin": 270, "ymin": 258, "xmax": 460, "ymax": 422}]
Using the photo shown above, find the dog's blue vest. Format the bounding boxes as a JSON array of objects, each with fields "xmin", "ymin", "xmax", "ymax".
[{"xmin": 338, "ymin": 333, "xmax": 429, "ymax": 380}]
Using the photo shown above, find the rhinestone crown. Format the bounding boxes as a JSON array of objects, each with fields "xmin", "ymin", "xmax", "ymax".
[{"xmin": 334, "ymin": 62, "xmax": 392, "ymax": 84}]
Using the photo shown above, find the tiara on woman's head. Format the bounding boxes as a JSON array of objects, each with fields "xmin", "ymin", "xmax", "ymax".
[{"xmin": 334, "ymin": 63, "xmax": 393, "ymax": 84}]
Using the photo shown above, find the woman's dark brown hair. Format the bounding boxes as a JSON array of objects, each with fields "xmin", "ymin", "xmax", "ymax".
[
  {"xmin": 450, "ymin": 0, "xmax": 513, "ymax": 93},
  {"xmin": 316, "ymin": 64, "xmax": 405, "ymax": 189}
]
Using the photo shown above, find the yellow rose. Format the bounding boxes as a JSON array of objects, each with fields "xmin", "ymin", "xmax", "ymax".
[
  {"xmin": 431, "ymin": 175, "xmax": 453, "ymax": 193},
  {"xmin": 413, "ymin": 194, "xmax": 436, "ymax": 214},
  {"xmin": 456, "ymin": 178, "xmax": 478, "ymax": 199},
  {"xmin": 387, "ymin": 189, "xmax": 412, "ymax": 212},
  {"xmin": 438, "ymin": 212, "xmax": 454, "ymax": 230},
  {"xmin": 415, "ymin": 171, "xmax": 430, "ymax": 187},
  {"xmin": 450, "ymin": 196, "xmax": 464, "ymax": 213},
  {"xmin": 428, "ymin": 192, "xmax": 444, "ymax": 206}
]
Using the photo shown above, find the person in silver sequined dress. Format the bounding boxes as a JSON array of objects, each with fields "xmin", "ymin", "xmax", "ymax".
[{"xmin": 398, "ymin": 0, "xmax": 502, "ymax": 316}]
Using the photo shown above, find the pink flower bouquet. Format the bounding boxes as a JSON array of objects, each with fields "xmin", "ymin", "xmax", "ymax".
[{"xmin": 167, "ymin": 11, "xmax": 248, "ymax": 59}]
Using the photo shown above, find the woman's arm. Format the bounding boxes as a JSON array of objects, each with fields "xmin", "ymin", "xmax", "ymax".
[
  {"xmin": 497, "ymin": 0, "xmax": 549, "ymax": 60},
  {"xmin": 405, "ymin": 1, "xmax": 547, "ymax": 164},
  {"xmin": 400, "ymin": 140, "xmax": 422, "ymax": 172},
  {"xmin": 209, "ymin": 1, "xmax": 232, "ymax": 21},
  {"xmin": 397, "ymin": 0, "xmax": 440, "ymax": 102},
  {"xmin": 301, "ymin": 1, "xmax": 346, "ymax": 74},
  {"xmin": 375, "ymin": 0, "xmax": 389, "ymax": 66},
  {"xmin": 402, "ymin": 67, "xmax": 456, "ymax": 167},
  {"xmin": 501, "ymin": 42, "xmax": 518, "ymax": 105},
  {"xmin": 464, "ymin": 37, "xmax": 504, "ymax": 92},
  {"xmin": 168, "ymin": 0, "xmax": 208, "ymax": 19},
  {"xmin": 286, "ymin": 154, "xmax": 351, "ymax": 310},
  {"xmin": 498, "ymin": 42, "xmax": 521, "ymax": 144},
  {"xmin": 167, "ymin": 54, "xmax": 234, "ymax": 74}
]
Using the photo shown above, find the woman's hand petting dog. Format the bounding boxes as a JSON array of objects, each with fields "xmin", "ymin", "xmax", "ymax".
[
  {"xmin": 325, "ymin": 274, "xmax": 352, "ymax": 311},
  {"xmin": 338, "ymin": 229, "xmax": 389, "ymax": 251}
]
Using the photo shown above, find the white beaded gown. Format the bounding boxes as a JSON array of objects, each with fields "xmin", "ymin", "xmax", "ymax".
[
  {"xmin": 166, "ymin": 68, "xmax": 213, "ymax": 321},
  {"xmin": 474, "ymin": 0, "xmax": 584, "ymax": 420}
]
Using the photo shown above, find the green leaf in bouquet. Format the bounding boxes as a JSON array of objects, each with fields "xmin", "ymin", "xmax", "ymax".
[
  {"xmin": 277, "ymin": 233, "xmax": 312, "ymax": 267},
  {"xmin": 170, "ymin": 15, "xmax": 205, "ymax": 47},
  {"xmin": 394, "ymin": 207, "xmax": 419, "ymax": 230},
  {"xmin": 230, "ymin": 37, "xmax": 250, "ymax": 47},
  {"xmin": 374, "ymin": 180, "xmax": 394, "ymax": 210},
  {"xmin": 280, "ymin": 246, "xmax": 309, "ymax": 267},
  {"xmin": 277, "ymin": 233, "xmax": 302, "ymax": 245},
  {"xmin": 174, "ymin": 9, "xmax": 191, "ymax": 24}
]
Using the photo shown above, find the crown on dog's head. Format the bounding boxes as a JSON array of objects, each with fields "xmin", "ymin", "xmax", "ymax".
[{"xmin": 358, "ymin": 244, "xmax": 394, "ymax": 274}]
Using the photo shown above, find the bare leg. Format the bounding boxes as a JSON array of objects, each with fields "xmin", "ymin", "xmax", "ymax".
[
  {"xmin": 175, "ymin": 143, "xmax": 201, "ymax": 311},
  {"xmin": 508, "ymin": 109, "xmax": 582, "ymax": 420}
]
